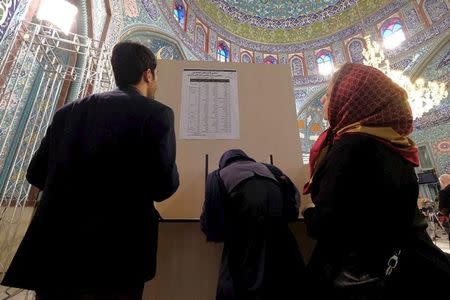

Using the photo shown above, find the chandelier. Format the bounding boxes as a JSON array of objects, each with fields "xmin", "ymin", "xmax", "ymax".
[{"xmin": 362, "ymin": 36, "xmax": 448, "ymax": 119}]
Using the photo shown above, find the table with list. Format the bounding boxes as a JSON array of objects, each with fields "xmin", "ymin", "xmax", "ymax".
[{"xmin": 180, "ymin": 69, "xmax": 239, "ymax": 139}]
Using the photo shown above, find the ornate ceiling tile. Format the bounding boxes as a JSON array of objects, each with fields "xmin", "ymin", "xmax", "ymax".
[
  {"xmin": 192, "ymin": 0, "xmax": 390, "ymax": 44},
  {"xmin": 207, "ymin": 0, "xmax": 357, "ymax": 29},
  {"xmin": 183, "ymin": 0, "xmax": 407, "ymax": 52},
  {"xmin": 0, "ymin": 0, "xmax": 21, "ymax": 42}
]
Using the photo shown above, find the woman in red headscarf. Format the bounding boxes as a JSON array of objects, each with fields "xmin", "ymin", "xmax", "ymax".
[{"xmin": 302, "ymin": 63, "xmax": 450, "ymax": 298}]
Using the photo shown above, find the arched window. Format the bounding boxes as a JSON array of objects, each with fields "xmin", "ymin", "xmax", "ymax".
[
  {"xmin": 263, "ymin": 55, "xmax": 277, "ymax": 64},
  {"xmin": 195, "ymin": 25, "xmax": 206, "ymax": 51},
  {"xmin": 173, "ymin": 0, "xmax": 186, "ymax": 28},
  {"xmin": 290, "ymin": 56, "xmax": 304, "ymax": 76},
  {"xmin": 348, "ymin": 39, "xmax": 364, "ymax": 63},
  {"xmin": 241, "ymin": 52, "xmax": 252, "ymax": 63},
  {"xmin": 381, "ymin": 18, "xmax": 405, "ymax": 49},
  {"xmin": 316, "ymin": 50, "xmax": 334, "ymax": 76},
  {"xmin": 217, "ymin": 41, "xmax": 230, "ymax": 62}
]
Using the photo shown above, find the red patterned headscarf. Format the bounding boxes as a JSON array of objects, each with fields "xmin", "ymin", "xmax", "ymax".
[{"xmin": 304, "ymin": 63, "xmax": 419, "ymax": 194}]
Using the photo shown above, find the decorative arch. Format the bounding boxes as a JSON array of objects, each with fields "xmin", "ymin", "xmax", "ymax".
[
  {"xmin": 380, "ymin": 17, "xmax": 406, "ymax": 49},
  {"xmin": 120, "ymin": 27, "xmax": 187, "ymax": 60},
  {"xmin": 423, "ymin": 0, "xmax": 449, "ymax": 23},
  {"xmin": 195, "ymin": 24, "xmax": 207, "ymax": 52},
  {"xmin": 347, "ymin": 38, "xmax": 365, "ymax": 64},
  {"xmin": 217, "ymin": 40, "xmax": 230, "ymax": 62},
  {"xmin": 316, "ymin": 49, "xmax": 334, "ymax": 76},
  {"xmin": 263, "ymin": 55, "xmax": 277, "ymax": 64},
  {"xmin": 241, "ymin": 51, "xmax": 253, "ymax": 63},
  {"xmin": 290, "ymin": 55, "xmax": 305, "ymax": 76}
]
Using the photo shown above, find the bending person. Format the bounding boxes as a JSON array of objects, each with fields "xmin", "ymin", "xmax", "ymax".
[{"xmin": 201, "ymin": 149, "xmax": 305, "ymax": 300}]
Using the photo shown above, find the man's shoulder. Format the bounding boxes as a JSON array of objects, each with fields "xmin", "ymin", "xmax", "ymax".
[
  {"xmin": 63, "ymin": 90, "xmax": 173, "ymax": 114},
  {"xmin": 53, "ymin": 100, "xmax": 77, "ymax": 119},
  {"xmin": 105, "ymin": 89, "xmax": 173, "ymax": 113},
  {"xmin": 147, "ymin": 99, "xmax": 173, "ymax": 113}
]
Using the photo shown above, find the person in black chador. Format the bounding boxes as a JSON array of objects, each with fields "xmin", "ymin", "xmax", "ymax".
[
  {"xmin": 2, "ymin": 42, "xmax": 179, "ymax": 300},
  {"xmin": 302, "ymin": 63, "xmax": 450, "ymax": 298},
  {"xmin": 201, "ymin": 149, "xmax": 305, "ymax": 300}
]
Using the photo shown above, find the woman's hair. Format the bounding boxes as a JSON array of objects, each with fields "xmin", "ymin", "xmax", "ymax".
[{"xmin": 439, "ymin": 174, "xmax": 450, "ymax": 189}]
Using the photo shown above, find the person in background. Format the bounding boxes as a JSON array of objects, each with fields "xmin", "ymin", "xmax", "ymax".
[
  {"xmin": 201, "ymin": 149, "xmax": 305, "ymax": 300},
  {"xmin": 438, "ymin": 174, "xmax": 450, "ymax": 242},
  {"xmin": 301, "ymin": 63, "xmax": 450, "ymax": 298},
  {"xmin": 2, "ymin": 42, "xmax": 179, "ymax": 300}
]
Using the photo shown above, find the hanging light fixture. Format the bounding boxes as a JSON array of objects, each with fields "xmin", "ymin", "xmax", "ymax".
[
  {"xmin": 362, "ymin": 35, "xmax": 448, "ymax": 119},
  {"xmin": 352, "ymin": 0, "xmax": 447, "ymax": 120}
]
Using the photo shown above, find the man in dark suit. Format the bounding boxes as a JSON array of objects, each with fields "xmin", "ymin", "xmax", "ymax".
[{"xmin": 1, "ymin": 42, "xmax": 179, "ymax": 300}]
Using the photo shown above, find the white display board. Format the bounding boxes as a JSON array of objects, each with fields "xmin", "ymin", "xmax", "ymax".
[{"xmin": 155, "ymin": 60, "xmax": 309, "ymax": 219}]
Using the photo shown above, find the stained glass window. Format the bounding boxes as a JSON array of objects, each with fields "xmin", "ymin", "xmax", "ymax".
[
  {"xmin": 263, "ymin": 55, "xmax": 277, "ymax": 64},
  {"xmin": 381, "ymin": 18, "xmax": 405, "ymax": 49},
  {"xmin": 173, "ymin": 0, "xmax": 186, "ymax": 27},
  {"xmin": 316, "ymin": 50, "xmax": 334, "ymax": 76},
  {"xmin": 217, "ymin": 41, "xmax": 230, "ymax": 62}
]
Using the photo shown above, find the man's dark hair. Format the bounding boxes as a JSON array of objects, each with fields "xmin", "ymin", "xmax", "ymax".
[{"xmin": 111, "ymin": 41, "xmax": 157, "ymax": 89}]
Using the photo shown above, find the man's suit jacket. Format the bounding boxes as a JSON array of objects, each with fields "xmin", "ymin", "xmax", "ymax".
[{"xmin": 2, "ymin": 88, "xmax": 179, "ymax": 289}]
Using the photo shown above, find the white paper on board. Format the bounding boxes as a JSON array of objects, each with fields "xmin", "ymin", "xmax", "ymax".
[{"xmin": 180, "ymin": 69, "xmax": 239, "ymax": 139}]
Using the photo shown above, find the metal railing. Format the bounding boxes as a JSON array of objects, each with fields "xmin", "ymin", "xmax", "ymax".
[{"xmin": 0, "ymin": 21, "xmax": 114, "ymax": 284}]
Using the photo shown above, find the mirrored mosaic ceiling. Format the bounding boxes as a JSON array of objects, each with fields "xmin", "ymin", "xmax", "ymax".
[
  {"xmin": 216, "ymin": 0, "xmax": 344, "ymax": 20},
  {"xmin": 192, "ymin": 0, "xmax": 391, "ymax": 43},
  {"xmin": 155, "ymin": 0, "xmax": 449, "ymax": 57},
  {"xmin": 204, "ymin": 0, "xmax": 358, "ymax": 29}
]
